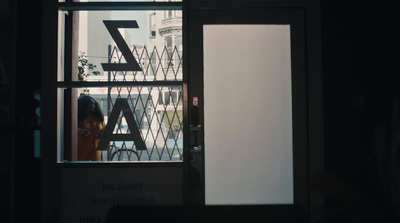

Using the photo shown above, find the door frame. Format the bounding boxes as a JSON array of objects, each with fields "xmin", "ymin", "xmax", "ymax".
[{"xmin": 185, "ymin": 0, "xmax": 324, "ymax": 216}]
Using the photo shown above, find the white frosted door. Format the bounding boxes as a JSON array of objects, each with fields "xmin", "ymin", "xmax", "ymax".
[{"xmin": 203, "ymin": 25, "xmax": 293, "ymax": 205}]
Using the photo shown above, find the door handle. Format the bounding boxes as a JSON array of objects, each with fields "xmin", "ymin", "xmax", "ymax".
[
  {"xmin": 190, "ymin": 97, "xmax": 201, "ymax": 152},
  {"xmin": 191, "ymin": 97, "xmax": 199, "ymax": 127}
]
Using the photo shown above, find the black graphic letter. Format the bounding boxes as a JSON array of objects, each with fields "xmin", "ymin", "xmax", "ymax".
[
  {"xmin": 102, "ymin": 20, "xmax": 142, "ymax": 71},
  {"xmin": 97, "ymin": 98, "xmax": 147, "ymax": 151}
]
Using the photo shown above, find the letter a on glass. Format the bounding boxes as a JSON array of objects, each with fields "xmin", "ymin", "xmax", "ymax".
[{"xmin": 97, "ymin": 98, "xmax": 147, "ymax": 151}]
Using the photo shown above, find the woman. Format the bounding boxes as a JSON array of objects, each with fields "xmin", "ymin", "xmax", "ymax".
[{"xmin": 77, "ymin": 95, "xmax": 104, "ymax": 161}]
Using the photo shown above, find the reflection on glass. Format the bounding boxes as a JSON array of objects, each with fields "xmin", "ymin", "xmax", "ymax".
[
  {"xmin": 64, "ymin": 87, "xmax": 183, "ymax": 162},
  {"xmin": 76, "ymin": 10, "xmax": 182, "ymax": 82}
]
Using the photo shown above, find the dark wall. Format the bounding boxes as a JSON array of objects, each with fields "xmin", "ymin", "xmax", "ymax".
[
  {"xmin": 320, "ymin": 0, "xmax": 399, "ymax": 217},
  {"xmin": 13, "ymin": 0, "xmax": 43, "ymax": 222}
]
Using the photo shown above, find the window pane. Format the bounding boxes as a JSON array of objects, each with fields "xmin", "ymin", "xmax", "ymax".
[
  {"xmin": 58, "ymin": 86, "xmax": 183, "ymax": 162},
  {"xmin": 71, "ymin": 10, "xmax": 182, "ymax": 82}
]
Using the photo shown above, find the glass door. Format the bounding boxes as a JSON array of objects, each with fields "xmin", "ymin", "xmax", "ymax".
[{"xmin": 188, "ymin": 8, "xmax": 308, "ymax": 207}]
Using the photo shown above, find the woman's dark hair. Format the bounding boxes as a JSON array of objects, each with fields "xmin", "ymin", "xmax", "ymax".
[{"xmin": 78, "ymin": 95, "xmax": 104, "ymax": 123}]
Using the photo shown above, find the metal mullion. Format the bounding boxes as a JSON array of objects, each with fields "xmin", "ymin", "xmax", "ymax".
[
  {"xmin": 57, "ymin": 81, "xmax": 183, "ymax": 88},
  {"xmin": 182, "ymin": 0, "xmax": 190, "ymax": 205},
  {"xmin": 63, "ymin": 10, "xmax": 75, "ymax": 161},
  {"xmin": 58, "ymin": 2, "xmax": 182, "ymax": 11}
]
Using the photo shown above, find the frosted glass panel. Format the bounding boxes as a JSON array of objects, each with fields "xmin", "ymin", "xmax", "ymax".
[{"xmin": 204, "ymin": 25, "xmax": 293, "ymax": 205}]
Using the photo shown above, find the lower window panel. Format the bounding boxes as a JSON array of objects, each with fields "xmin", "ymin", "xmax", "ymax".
[{"xmin": 57, "ymin": 86, "xmax": 183, "ymax": 162}]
